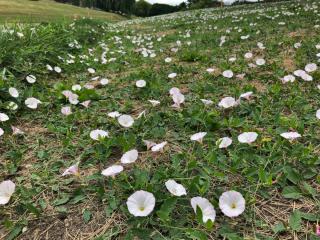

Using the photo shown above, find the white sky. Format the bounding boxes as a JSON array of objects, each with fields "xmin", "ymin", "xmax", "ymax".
[{"xmin": 145, "ymin": 0, "xmax": 186, "ymax": 6}]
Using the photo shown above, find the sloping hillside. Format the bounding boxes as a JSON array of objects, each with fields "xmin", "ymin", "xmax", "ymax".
[{"xmin": 0, "ymin": 0, "xmax": 125, "ymax": 22}]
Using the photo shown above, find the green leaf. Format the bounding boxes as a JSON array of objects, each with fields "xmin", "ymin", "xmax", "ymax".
[
  {"xmin": 283, "ymin": 166, "xmax": 301, "ymax": 185},
  {"xmin": 6, "ymin": 225, "xmax": 23, "ymax": 240},
  {"xmin": 83, "ymin": 209, "xmax": 92, "ymax": 223},
  {"xmin": 289, "ymin": 210, "xmax": 301, "ymax": 231},
  {"xmin": 53, "ymin": 196, "xmax": 70, "ymax": 206},
  {"xmin": 186, "ymin": 229, "xmax": 207, "ymax": 240},
  {"xmin": 282, "ymin": 186, "xmax": 302, "ymax": 199},
  {"xmin": 156, "ymin": 197, "xmax": 177, "ymax": 222},
  {"xmin": 300, "ymin": 212, "xmax": 319, "ymax": 222},
  {"xmin": 301, "ymin": 182, "xmax": 317, "ymax": 197},
  {"xmin": 272, "ymin": 222, "xmax": 286, "ymax": 234}
]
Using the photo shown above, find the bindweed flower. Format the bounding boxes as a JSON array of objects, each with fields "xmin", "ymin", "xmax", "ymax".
[
  {"xmin": 136, "ymin": 80, "xmax": 146, "ymax": 88},
  {"xmin": 9, "ymin": 87, "xmax": 19, "ymax": 98},
  {"xmin": 239, "ymin": 91, "xmax": 253, "ymax": 100},
  {"xmin": 101, "ymin": 165, "xmax": 123, "ymax": 177},
  {"xmin": 90, "ymin": 129, "xmax": 109, "ymax": 140},
  {"xmin": 305, "ymin": 63, "xmax": 317, "ymax": 73},
  {"xmin": 0, "ymin": 128, "xmax": 3, "ymax": 136},
  {"xmin": 238, "ymin": 132, "xmax": 258, "ymax": 144},
  {"xmin": 118, "ymin": 114, "xmax": 134, "ymax": 128},
  {"xmin": 80, "ymin": 100, "xmax": 91, "ymax": 108},
  {"xmin": 108, "ymin": 111, "xmax": 121, "ymax": 118},
  {"xmin": 190, "ymin": 132, "xmax": 207, "ymax": 143},
  {"xmin": 54, "ymin": 66, "xmax": 62, "ymax": 73},
  {"xmin": 148, "ymin": 100, "xmax": 160, "ymax": 106},
  {"xmin": 100, "ymin": 78, "xmax": 109, "ymax": 85},
  {"xmin": 282, "ymin": 75, "xmax": 295, "ymax": 84},
  {"xmin": 165, "ymin": 180, "xmax": 187, "ymax": 196},
  {"xmin": 127, "ymin": 190, "xmax": 155, "ymax": 217},
  {"xmin": 26, "ymin": 75, "xmax": 36, "ymax": 84},
  {"xmin": 151, "ymin": 141, "xmax": 167, "ymax": 152},
  {"xmin": 222, "ymin": 70, "xmax": 233, "ymax": 78},
  {"xmin": 191, "ymin": 197, "xmax": 216, "ymax": 223},
  {"xmin": 0, "ymin": 113, "xmax": 9, "ymax": 122},
  {"xmin": 88, "ymin": 68, "xmax": 95, "ymax": 74},
  {"xmin": 316, "ymin": 224, "xmax": 320, "ymax": 236},
  {"xmin": 256, "ymin": 58, "xmax": 266, "ymax": 66},
  {"xmin": 61, "ymin": 106, "xmax": 72, "ymax": 116},
  {"xmin": 143, "ymin": 140, "xmax": 156, "ymax": 150},
  {"xmin": 168, "ymin": 73, "xmax": 177, "ymax": 79},
  {"xmin": 217, "ymin": 137, "xmax": 232, "ymax": 148},
  {"xmin": 0, "ymin": 180, "xmax": 15, "ymax": 205},
  {"xmin": 25, "ymin": 97, "xmax": 41, "ymax": 109},
  {"xmin": 201, "ymin": 99, "xmax": 213, "ymax": 106},
  {"xmin": 121, "ymin": 149, "xmax": 138, "ymax": 164},
  {"xmin": 280, "ymin": 132, "xmax": 301, "ymax": 140},
  {"xmin": 62, "ymin": 164, "xmax": 79, "ymax": 176},
  {"xmin": 72, "ymin": 84, "xmax": 81, "ymax": 91},
  {"xmin": 11, "ymin": 126, "xmax": 24, "ymax": 135},
  {"xmin": 219, "ymin": 191, "xmax": 245, "ymax": 217},
  {"xmin": 218, "ymin": 97, "xmax": 238, "ymax": 109},
  {"xmin": 316, "ymin": 109, "xmax": 320, "ymax": 119}
]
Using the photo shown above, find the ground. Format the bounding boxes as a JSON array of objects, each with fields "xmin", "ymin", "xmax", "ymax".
[
  {"xmin": 0, "ymin": 0, "xmax": 125, "ymax": 23},
  {"xmin": 0, "ymin": 0, "xmax": 319, "ymax": 239}
]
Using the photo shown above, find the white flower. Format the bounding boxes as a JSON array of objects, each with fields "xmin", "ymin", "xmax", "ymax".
[
  {"xmin": 143, "ymin": 140, "xmax": 156, "ymax": 150},
  {"xmin": 101, "ymin": 165, "xmax": 123, "ymax": 177},
  {"xmin": 11, "ymin": 126, "xmax": 24, "ymax": 135},
  {"xmin": 201, "ymin": 99, "xmax": 213, "ymax": 105},
  {"xmin": 26, "ymin": 75, "xmax": 36, "ymax": 84},
  {"xmin": 239, "ymin": 91, "xmax": 253, "ymax": 100},
  {"xmin": 0, "ymin": 180, "xmax": 15, "ymax": 205},
  {"xmin": 218, "ymin": 97, "xmax": 238, "ymax": 109},
  {"xmin": 0, "ymin": 128, "xmax": 3, "ymax": 136},
  {"xmin": 136, "ymin": 80, "xmax": 146, "ymax": 88},
  {"xmin": 256, "ymin": 58, "xmax": 266, "ymax": 66},
  {"xmin": 100, "ymin": 78, "xmax": 109, "ymax": 85},
  {"xmin": 316, "ymin": 109, "xmax": 320, "ymax": 119},
  {"xmin": 62, "ymin": 164, "xmax": 79, "ymax": 176},
  {"xmin": 127, "ymin": 190, "xmax": 155, "ymax": 217},
  {"xmin": 25, "ymin": 97, "xmax": 41, "ymax": 109},
  {"xmin": 190, "ymin": 197, "xmax": 216, "ymax": 223},
  {"xmin": 293, "ymin": 69, "xmax": 306, "ymax": 77},
  {"xmin": 62, "ymin": 90, "xmax": 73, "ymax": 98},
  {"xmin": 219, "ymin": 191, "xmax": 245, "ymax": 217},
  {"xmin": 151, "ymin": 141, "xmax": 167, "ymax": 152},
  {"xmin": 169, "ymin": 87, "xmax": 181, "ymax": 95},
  {"xmin": 61, "ymin": 106, "xmax": 72, "ymax": 116},
  {"xmin": 282, "ymin": 75, "xmax": 295, "ymax": 83},
  {"xmin": 238, "ymin": 132, "xmax": 258, "ymax": 144},
  {"xmin": 244, "ymin": 52, "xmax": 253, "ymax": 59},
  {"xmin": 148, "ymin": 100, "xmax": 160, "ymax": 106},
  {"xmin": 217, "ymin": 137, "xmax": 232, "ymax": 148},
  {"xmin": 121, "ymin": 149, "xmax": 138, "ymax": 164},
  {"xmin": 80, "ymin": 100, "xmax": 91, "ymax": 108},
  {"xmin": 54, "ymin": 66, "xmax": 62, "ymax": 73},
  {"xmin": 165, "ymin": 180, "xmax": 187, "ymax": 196},
  {"xmin": 9, "ymin": 87, "xmax": 19, "ymax": 98},
  {"xmin": 90, "ymin": 129, "xmax": 109, "ymax": 140},
  {"xmin": 68, "ymin": 94, "xmax": 79, "ymax": 105},
  {"xmin": 72, "ymin": 84, "xmax": 81, "ymax": 91},
  {"xmin": 46, "ymin": 64, "xmax": 53, "ymax": 71},
  {"xmin": 280, "ymin": 132, "xmax": 301, "ymax": 140},
  {"xmin": 88, "ymin": 68, "xmax": 95, "ymax": 74},
  {"xmin": 108, "ymin": 111, "xmax": 121, "ymax": 118},
  {"xmin": 165, "ymin": 57, "xmax": 172, "ymax": 63},
  {"xmin": 301, "ymin": 72, "xmax": 313, "ymax": 81},
  {"xmin": 168, "ymin": 73, "xmax": 177, "ymax": 79},
  {"xmin": 305, "ymin": 63, "xmax": 317, "ymax": 73},
  {"xmin": 172, "ymin": 92, "xmax": 185, "ymax": 108},
  {"xmin": 118, "ymin": 114, "xmax": 134, "ymax": 128},
  {"xmin": 0, "ymin": 113, "xmax": 9, "ymax": 122},
  {"xmin": 206, "ymin": 68, "xmax": 215, "ymax": 73},
  {"xmin": 190, "ymin": 132, "xmax": 207, "ymax": 143},
  {"xmin": 222, "ymin": 70, "xmax": 233, "ymax": 78}
]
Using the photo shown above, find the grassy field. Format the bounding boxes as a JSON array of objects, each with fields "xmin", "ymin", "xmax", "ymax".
[
  {"xmin": 0, "ymin": 0, "xmax": 125, "ymax": 22},
  {"xmin": 0, "ymin": 0, "xmax": 320, "ymax": 239}
]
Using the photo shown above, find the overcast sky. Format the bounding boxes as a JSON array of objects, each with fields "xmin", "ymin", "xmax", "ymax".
[{"xmin": 145, "ymin": 0, "xmax": 186, "ymax": 6}]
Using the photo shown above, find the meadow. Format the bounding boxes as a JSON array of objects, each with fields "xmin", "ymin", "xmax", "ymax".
[{"xmin": 0, "ymin": 0, "xmax": 320, "ymax": 239}]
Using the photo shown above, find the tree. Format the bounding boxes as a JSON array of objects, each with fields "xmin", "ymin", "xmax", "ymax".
[
  {"xmin": 135, "ymin": 0, "xmax": 152, "ymax": 17},
  {"xmin": 149, "ymin": 3, "xmax": 178, "ymax": 16}
]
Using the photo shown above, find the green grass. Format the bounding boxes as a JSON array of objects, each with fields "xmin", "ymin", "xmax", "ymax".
[
  {"xmin": 0, "ymin": 0, "xmax": 320, "ymax": 239},
  {"xmin": 0, "ymin": 0, "xmax": 125, "ymax": 23}
]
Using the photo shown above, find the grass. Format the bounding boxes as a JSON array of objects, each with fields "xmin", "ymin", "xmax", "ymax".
[
  {"xmin": 0, "ymin": 0, "xmax": 125, "ymax": 23},
  {"xmin": 0, "ymin": 0, "xmax": 320, "ymax": 239}
]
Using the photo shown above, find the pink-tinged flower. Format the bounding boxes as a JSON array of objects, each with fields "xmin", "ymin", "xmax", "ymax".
[
  {"xmin": 0, "ymin": 180, "xmax": 16, "ymax": 205},
  {"xmin": 80, "ymin": 100, "xmax": 91, "ymax": 108},
  {"xmin": 61, "ymin": 106, "xmax": 72, "ymax": 116},
  {"xmin": 62, "ymin": 164, "xmax": 79, "ymax": 176},
  {"xmin": 11, "ymin": 126, "xmax": 24, "ymax": 135},
  {"xmin": 316, "ymin": 225, "xmax": 320, "ymax": 236}
]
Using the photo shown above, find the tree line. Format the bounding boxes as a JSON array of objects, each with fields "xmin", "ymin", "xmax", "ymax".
[{"xmin": 54, "ymin": 0, "xmax": 290, "ymax": 17}]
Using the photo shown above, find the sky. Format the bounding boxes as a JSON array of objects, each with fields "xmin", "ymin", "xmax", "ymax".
[{"xmin": 145, "ymin": 0, "xmax": 186, "ymax": 6}]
